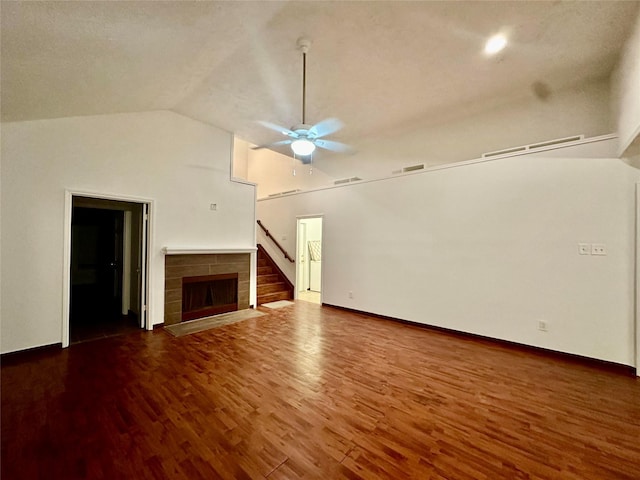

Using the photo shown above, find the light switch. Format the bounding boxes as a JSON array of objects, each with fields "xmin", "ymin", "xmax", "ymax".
[{"xmin": 591, "ymin": 244, "xmax": 607, "ymax": 255}]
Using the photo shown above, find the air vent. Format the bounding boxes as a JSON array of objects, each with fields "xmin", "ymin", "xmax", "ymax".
[
  {"xmin": 334, "ymin": 177, "xmax": 362, "ymax": 185},
  {"xmin": 482, "ymin": 135, "xmax": 585, "ymax": 158},
  {"xmin": 483, "ymin": 146, "xmax": 527, "ymax": 158},
  {"xmin": 402, "ymin": 164, "xmax": 425, "ymax": 173},
  {"xmin": 529, "ymin": 135, "xmax": 583, "ymax": 149},
  {"xmin": 267, "ymin": 189, "xmax": 301, "ymax": 197}
]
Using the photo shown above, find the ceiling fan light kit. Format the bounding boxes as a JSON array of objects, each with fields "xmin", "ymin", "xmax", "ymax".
[
  {"xmin": 254, "ymin": 37, "xmax": 352, "ymax": 163},
  {"xmin": 291, "ymin": 138, "xmax": 316, "ymax": 156}
]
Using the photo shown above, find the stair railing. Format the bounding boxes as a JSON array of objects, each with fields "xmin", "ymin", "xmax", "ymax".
[
  {"xmin": 258, "ymin": 220, "xmax": 295, "ymax": 263},
  {"xmin": 257, "ymin": 220, "xmax": 295, "ymax": 263}
]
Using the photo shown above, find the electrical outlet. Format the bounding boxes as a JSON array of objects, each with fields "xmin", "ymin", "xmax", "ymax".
[
  {"xmin": 578, "ymin": 243, "xmax": 590, "ymax": 255},
  {"xmin": 210, "ymin": 203, "xmax": 217, "ymax": 211},
  {"xmin": 348, "ymin": 291, "xmax": 353, "ymax": 299},
  {"xmin": 591, "ymin": 244, "xmax": 607, "ymax": 256},
  {"xmin": 538, "ymin": 320, "xmax": 548, "ymax": 332}
]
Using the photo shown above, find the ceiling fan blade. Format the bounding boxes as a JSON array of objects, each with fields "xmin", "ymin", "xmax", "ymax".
[
  {"xmin": 309, "ymin": 118, "xmax": 343, "ymax": 139},
  {"xmin": 251, "ymin": 139, "xmax": 292, "ymax": 150},
  {"xmin": 315, "ymin": 139, "xmax": 353, "ymax": 154},
  {"xmin": 257, "ymin": 121, "xmax": 298, "ymax": 138}
]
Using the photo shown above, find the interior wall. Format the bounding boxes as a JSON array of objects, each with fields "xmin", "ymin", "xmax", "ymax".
[
  {"xmin": 1, "ymin": 110, "xmax": 256, "ymax": 353},
  {"xmin": 247, "ymin": 143, "xmax": 336, "ymax": 198},
  {"xmin": 232, "ymin": 137, "xmax": 249, "ymax": 180},
  {"xmin": 257, "ymin": 153, "xmax": 639, "ymax": 366},
  {"xmin": 613, "ymin": 11, "xmax": 640, "ymax": 156}
]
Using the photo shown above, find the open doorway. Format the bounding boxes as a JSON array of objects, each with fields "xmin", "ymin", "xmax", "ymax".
[
  {"xmin": 296, "ymin": 216, "xmax": 323, "ymax": 304},
  {"xmin": 67, "ymin": 195, "xmax": 149, "ymax": 344}
]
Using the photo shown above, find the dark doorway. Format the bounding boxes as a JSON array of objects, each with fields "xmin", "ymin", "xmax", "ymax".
[{"xmin": 70, "ymin": 201, "xmax": 142, "ymax": 343}]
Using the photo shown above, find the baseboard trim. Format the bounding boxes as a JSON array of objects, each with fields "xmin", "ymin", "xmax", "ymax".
[
  {"xmin": 153, "ymin": 322, "xmax": 165, "ymax": 330},
  {"xmin": 1, "ymin": 342, "xmax": 63, "ymax": 364},
  {"xmin": 322, "ymin": 304, "xmax": 636, "ymax": 377}
]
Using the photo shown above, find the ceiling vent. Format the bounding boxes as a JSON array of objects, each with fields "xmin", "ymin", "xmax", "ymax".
[
  {"xmin": 482, "ymin": 135, "xmax": 584, "ymax": 158},
  {"xmin": 334, "ymin": 176, "xmax": 362, "ymax": 185}
]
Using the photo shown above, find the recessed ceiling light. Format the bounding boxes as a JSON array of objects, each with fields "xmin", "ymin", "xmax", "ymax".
[{"xmin": 485, "ymin": 34, "xmax": 507, "ymax": 55}]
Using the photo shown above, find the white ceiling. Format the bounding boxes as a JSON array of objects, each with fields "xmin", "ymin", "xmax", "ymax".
[{"xmin": 2, "ymin": 1, "xmax": 639, "ymax": 156}]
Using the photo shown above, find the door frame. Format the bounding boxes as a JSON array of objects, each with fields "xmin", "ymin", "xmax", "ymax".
[
  {"xmin": 297, "ymin": 222, "xmax": 308, "ymax": 292},
  {"xmin": 295, "ymin": 214, "xmax": 324, "ymax": 301},
  {"xmin": 62, "ymin": 190, "xmax": 154, "ymax": 347},
  {"xmin": 636, "ymin": 184, "xmax": 640, "ymax": 376}
]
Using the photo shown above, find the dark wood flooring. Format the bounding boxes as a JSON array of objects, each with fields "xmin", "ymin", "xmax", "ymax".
[{"xmin": 2, "ymin": 302, "xmax": 640, "ymax": 479}]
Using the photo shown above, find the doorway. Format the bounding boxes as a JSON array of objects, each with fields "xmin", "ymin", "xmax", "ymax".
[
  {"xmin": 67, "ymin": 195, "xmax": 149, "ymax": 344},
  {"xmin": 296, "ymin": 216, "xmax": 323, "ymax": 304}
]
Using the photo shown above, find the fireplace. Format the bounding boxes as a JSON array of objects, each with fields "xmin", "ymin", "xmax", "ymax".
[
  {"xmin": 182, "ymin": 273, "xmax": 238, "ymax": 321},
  {"xmin": 164, "ymin": 251, "xmax": 251, "ymax": 326}
]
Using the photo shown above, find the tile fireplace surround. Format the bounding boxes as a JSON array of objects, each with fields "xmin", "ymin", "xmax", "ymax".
[{"xmin": 163, "ymin": 248, "xmax": 254, "ymax": 326}]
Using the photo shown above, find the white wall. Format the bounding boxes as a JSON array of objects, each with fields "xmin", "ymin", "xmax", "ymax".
[
  {"xmin": 248, "ymin": 143, "xmax": 337, "ymax": 198},
  {"xmin": 1, "ymin": 110, "xmax": 256, "ymax": 353},
  {"xmin": 232, "ymin": 137, "xmax": 249, "ymax": 180},
  {"xmin": 257, "ymin": 153, "xmax": 639, "ymax": 366},
  {"xmin": 310, "ymin": 78, "xmax": 613, "ymax": 182},
  {"xmin": 613, "ymin": 12, "xmax": 640, "ymax": 157}
]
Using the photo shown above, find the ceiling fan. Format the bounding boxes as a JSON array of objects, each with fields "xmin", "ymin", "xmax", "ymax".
[{"xmin": 254, "ymin": 37, "xmax": 352, "ymax": 159}]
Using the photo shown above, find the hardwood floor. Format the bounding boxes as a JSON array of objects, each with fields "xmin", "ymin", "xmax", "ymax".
[{"xmin": 2, "ymin": 302, "xmax": 640, "ymax": 479}]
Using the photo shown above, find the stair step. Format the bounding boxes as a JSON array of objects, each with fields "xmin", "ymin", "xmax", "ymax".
[
  {"xmin": 258, "ymin": 291, "xmax": 292, "ymax": 305},
  {"xmin": 257, "ymin": 282, "xmax": 287, "ymax": 295},
  {"xmin": 257, "ymin": 266, "xmax": 273, "ymax": 276},
  {"xmin": 257, "ymin": 274, "xmax": 279, "ymax": 285}
]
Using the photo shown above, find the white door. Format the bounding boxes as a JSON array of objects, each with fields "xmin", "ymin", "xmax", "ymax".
[
  {"xmin": 297, "ymin": 221, "xmax": 308, "ymax": 292},
  {"xmin": 140, "ymin": 203, "xmax": 150, "ymax": 329}
]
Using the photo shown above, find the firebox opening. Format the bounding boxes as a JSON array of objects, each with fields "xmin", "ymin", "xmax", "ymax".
[{"xmin": 182, "ymin": 273, "xmax": 238, "ymax": 321}]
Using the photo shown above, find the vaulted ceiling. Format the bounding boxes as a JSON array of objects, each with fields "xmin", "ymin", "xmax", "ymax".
[{"xmin": 2, "ymin": 1, "xmax": 638, "ymax": 156}]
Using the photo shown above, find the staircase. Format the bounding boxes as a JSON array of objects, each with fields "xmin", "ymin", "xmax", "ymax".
[{"xmin": 257, "ymin": 244, "xmax": 294, "ymax": 305}]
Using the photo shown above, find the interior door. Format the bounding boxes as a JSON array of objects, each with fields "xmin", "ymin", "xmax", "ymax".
[
  {"xmin": 139, "ymin": 203, "xmax": 149, "ymax": 329},
  {"xmin": 71, "ymin": 207, "xmax": 124, "ymax": 321}
]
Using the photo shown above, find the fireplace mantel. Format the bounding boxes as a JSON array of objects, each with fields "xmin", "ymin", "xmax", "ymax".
[{"xmin": 162, "ymin": 247, "xmax": 257, "ymax": 255}]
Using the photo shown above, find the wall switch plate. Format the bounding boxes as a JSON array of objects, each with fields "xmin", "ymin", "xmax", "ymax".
[
  {"xmin": 578, "ymin": 243, "xmax": 590, "ymax": 255},
  {"xmin": 210, "ymin": 203, "xmax": 217, "ymax": 210},
  {"xmin": 591, "ymin": 244, "xmax": 607, "ymax": 255},
  {"xmin": 538, "ymin": 320, "xmax": 548, "ymax": 332}
]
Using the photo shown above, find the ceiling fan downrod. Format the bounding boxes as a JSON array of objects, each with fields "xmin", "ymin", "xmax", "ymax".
[{"xmin": 297, "ymin": 37, "xmax": 312, "ymax": 125}]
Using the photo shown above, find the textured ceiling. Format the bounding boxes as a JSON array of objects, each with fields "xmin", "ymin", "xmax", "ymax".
[{"xmin": 2, "ymin": 1, "xmax": 639, "ymax": 155}]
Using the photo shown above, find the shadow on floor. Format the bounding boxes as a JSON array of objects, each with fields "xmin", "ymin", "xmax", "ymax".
[{"xmin": 70, "ymin": 313, "xmax": 141, "ymax": 344}]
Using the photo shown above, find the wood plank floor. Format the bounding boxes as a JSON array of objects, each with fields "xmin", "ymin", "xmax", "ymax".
[{"xmin": 2, "ymin": 301, "xmax": 640, "ymax": 479}]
